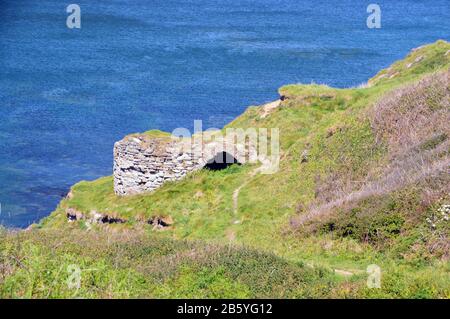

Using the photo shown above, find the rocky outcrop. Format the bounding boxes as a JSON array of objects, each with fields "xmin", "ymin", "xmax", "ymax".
[
  {"xmin": 66, "ymin": 208, "xmax": 126, "ymax": 224},
  {"xmin": 148, "ymin": 215, "xmax": 173, "ymax": 229},
  {"xmin": 66, "ymin": 208, "xmax": 84, "ymax": 221}
]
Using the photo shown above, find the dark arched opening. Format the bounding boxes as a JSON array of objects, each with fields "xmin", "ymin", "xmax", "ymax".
[{"xmin": 204, "ymin": 152, "xmax": 241, "ymax": 171}]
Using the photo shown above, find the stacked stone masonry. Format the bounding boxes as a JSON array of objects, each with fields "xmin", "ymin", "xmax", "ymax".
[{"xmin": 113, "ymin": 134, "xmax": 256, "ymax": 196}]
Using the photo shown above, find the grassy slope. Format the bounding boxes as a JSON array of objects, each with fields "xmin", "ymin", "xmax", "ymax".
[{"xmin": 1, "ymin": 40, "xmax": 449, "ymax": 298}]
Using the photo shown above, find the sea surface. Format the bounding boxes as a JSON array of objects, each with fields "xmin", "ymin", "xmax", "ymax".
[{"xmin": 0, "ymin": 0, "xmax": 449, "ymax": 227}]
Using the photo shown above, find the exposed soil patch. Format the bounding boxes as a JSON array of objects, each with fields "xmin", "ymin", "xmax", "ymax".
[{"xmin": 260, "ymin": 99, "xmax": 281, "ymax": 118}]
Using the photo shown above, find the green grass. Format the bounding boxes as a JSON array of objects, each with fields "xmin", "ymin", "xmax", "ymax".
[
  {"xmin": 43, "ymin": 163, "xmax": 257, "ymax": 241},
  {"xmin": 2, "ymin": 40, "xmax": 450, "ymax": 298},
  {"xmin": 0, "ymin": 228, "xmax": 343, "ymax": 298},
  {"xmin": 369, "ymin": 40, "xmax": 450, "ymax": 86}
]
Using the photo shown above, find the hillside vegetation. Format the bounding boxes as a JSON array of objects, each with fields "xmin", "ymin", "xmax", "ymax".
[{"xmin": 1, "ymin": 40, "xmax": 449, "ymax": 298}]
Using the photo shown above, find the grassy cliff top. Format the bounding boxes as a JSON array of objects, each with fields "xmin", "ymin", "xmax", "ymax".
[{"xmin": 369, "ymin": 39, "xmax": 450, "ymax": 86}]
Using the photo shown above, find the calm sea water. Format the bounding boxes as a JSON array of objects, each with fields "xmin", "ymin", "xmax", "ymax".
[{"xmin": 0, "ymin": 0, "xmax": 449, "ymax": 227}]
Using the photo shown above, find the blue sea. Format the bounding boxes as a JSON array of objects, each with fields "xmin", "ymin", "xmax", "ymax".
[{"xmin": 0, "ymin": 0, "xmax": 449, "ymax": 227}]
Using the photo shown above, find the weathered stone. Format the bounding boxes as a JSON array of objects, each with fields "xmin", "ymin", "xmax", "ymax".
[
  {"xmin": 113, "ymin": 134, "xmax": 257, "ymax": 196},
  {"xmin": 66, "ymin": 207, "xmax": 84, "ymax": 221}
]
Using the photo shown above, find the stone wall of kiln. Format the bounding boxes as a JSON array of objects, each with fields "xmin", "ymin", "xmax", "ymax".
[
  {"xmin": 113, "ymin": 134, "xmax": 255, "ymax": 196},
  {"xmin": 114, "ymin": 136, "xmax": 199, "ymax": 196}
]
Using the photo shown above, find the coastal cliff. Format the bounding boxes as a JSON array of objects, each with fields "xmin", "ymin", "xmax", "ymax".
[{"xmin": 1, "ymin": 40, "xmax": 449, "ymax": 298}]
